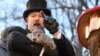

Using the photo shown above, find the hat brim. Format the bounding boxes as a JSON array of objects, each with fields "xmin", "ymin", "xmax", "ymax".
[
  {"xmin": 77, "ymin": 6, "xmax": 100, "ymax": 48},
  {"xmin": 23, "ymin": 9, "xmax": 51, "ymax": 20}
]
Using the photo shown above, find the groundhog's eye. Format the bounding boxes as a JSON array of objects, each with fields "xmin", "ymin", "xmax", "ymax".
[
  {"xmin": 37, "ymin": 34, "xmax": 40, "ymax": 36},
  {"xmin": 31, "ymin": 34, "xmax": 33, "ymax": 37}
]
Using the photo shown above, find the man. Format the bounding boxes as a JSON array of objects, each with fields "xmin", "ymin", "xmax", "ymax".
[
  {"xmin": 0, "ymin": 39, "xmax": 7, "ymax": 56},
  {"xmin": 0, "ymin": 27, "xmax": 13, "ymax": 56},
  {"xmin": 87, "ymin": 28, "xmax": 100, "ymax": 56},
  {"xmin": 77, "ymin": 6, "xmax": 100, "ymax": 48},
  {"xmin": 77, "ymin": 6, "xmax": 100, "ymax": 56},
  {"xmin": 7, "ymin": 0, "xmax": 75, "ymax": 56},
  {"xmin": 0, "ymin": 26, "xmax": 25, "ymax": 56}
]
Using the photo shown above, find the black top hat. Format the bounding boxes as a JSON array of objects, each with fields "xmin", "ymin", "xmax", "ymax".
[{"xmin": 23, "ymin": 0, "xmax": 51, "ymax": 20}]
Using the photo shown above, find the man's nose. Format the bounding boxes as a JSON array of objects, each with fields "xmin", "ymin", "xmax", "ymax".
[{"xmin": 35, "ymin": 16, "xmax": 39, "ymax": 21}]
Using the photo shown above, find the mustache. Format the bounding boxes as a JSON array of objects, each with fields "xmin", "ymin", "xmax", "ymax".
[
  {"xmin": 28, "ymin": 22, "xmax": 43, "ymax": 32},
  {"xmin": 33, "ymin": 22, "xmax": 41, "ymax": 26}
]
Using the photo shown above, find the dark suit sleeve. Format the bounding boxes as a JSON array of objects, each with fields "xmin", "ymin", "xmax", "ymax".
[
  {"xmin": 53, "ymin": 34, "xmax": 75, "ymax": 56},
  {"xmin": 7, "ymin": 31, "xmax": 42, "ymax": 56}
]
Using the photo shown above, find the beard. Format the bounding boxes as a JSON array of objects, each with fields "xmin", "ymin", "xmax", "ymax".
[{"xmin": 28, "ymin": 22, "xmax": 44, "ymax": 32}]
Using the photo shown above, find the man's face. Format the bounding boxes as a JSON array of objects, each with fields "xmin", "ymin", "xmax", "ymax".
[{"xmin": 26, "ymin": 11, "xmax": 44, "ymax": 32}]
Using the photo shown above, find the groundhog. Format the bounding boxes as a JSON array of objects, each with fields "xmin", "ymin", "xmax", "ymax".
[{"xmin": 27, "ymin": 29, "xmax": 56, "ymax": 50}]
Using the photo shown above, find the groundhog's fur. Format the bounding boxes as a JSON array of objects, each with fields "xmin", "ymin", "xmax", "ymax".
[{"xmin": 27, "ymin": 28, "xmax": 56, "ymax": 50}]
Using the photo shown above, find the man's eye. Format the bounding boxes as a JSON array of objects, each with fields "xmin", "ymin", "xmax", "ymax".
[
  {"xmin": 39, "ymin": 15, "xmax": 43, "ymax": 17},
  {"xmin": 31, "ymin": 15, "xmax": 35, "ymax": 17}
]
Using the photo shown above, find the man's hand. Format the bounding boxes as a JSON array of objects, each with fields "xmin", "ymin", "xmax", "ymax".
[
  {"xmin": 41, "ymin": 11, "xmax": 59, "ymax": 34},
  {"xmin": 44, "ymin": 16, "xmax": 59, "ymax": 34}
]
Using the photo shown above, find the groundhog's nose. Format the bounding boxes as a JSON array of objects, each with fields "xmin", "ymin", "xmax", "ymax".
[{"xmin": 33, "ymin": 38, "xmax": 37, "ymax": 41}]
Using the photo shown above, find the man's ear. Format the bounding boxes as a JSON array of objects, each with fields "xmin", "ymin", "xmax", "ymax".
[{"xmin": 25, "ymin": 17, "xmax": 28, "ymax": 22}]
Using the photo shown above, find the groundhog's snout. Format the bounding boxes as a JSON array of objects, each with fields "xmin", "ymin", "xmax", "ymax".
[
  {"xmin": 33, "ymin": 33, "xmax": 41, "ymax": 41},
  {"xmin": 33, "ymin": 38, "xmax": 37, "ymax": 41}
]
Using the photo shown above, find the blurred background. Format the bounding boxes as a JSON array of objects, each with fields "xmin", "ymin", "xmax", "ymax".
[{"xmin": 0, "ymin": 0, "xmax": 100, "ymax": 56}]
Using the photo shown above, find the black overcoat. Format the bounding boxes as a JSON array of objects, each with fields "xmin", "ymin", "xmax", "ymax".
[{"xmin": 6, "ymin": 26, "xmax": 75, "ymax": 56}]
